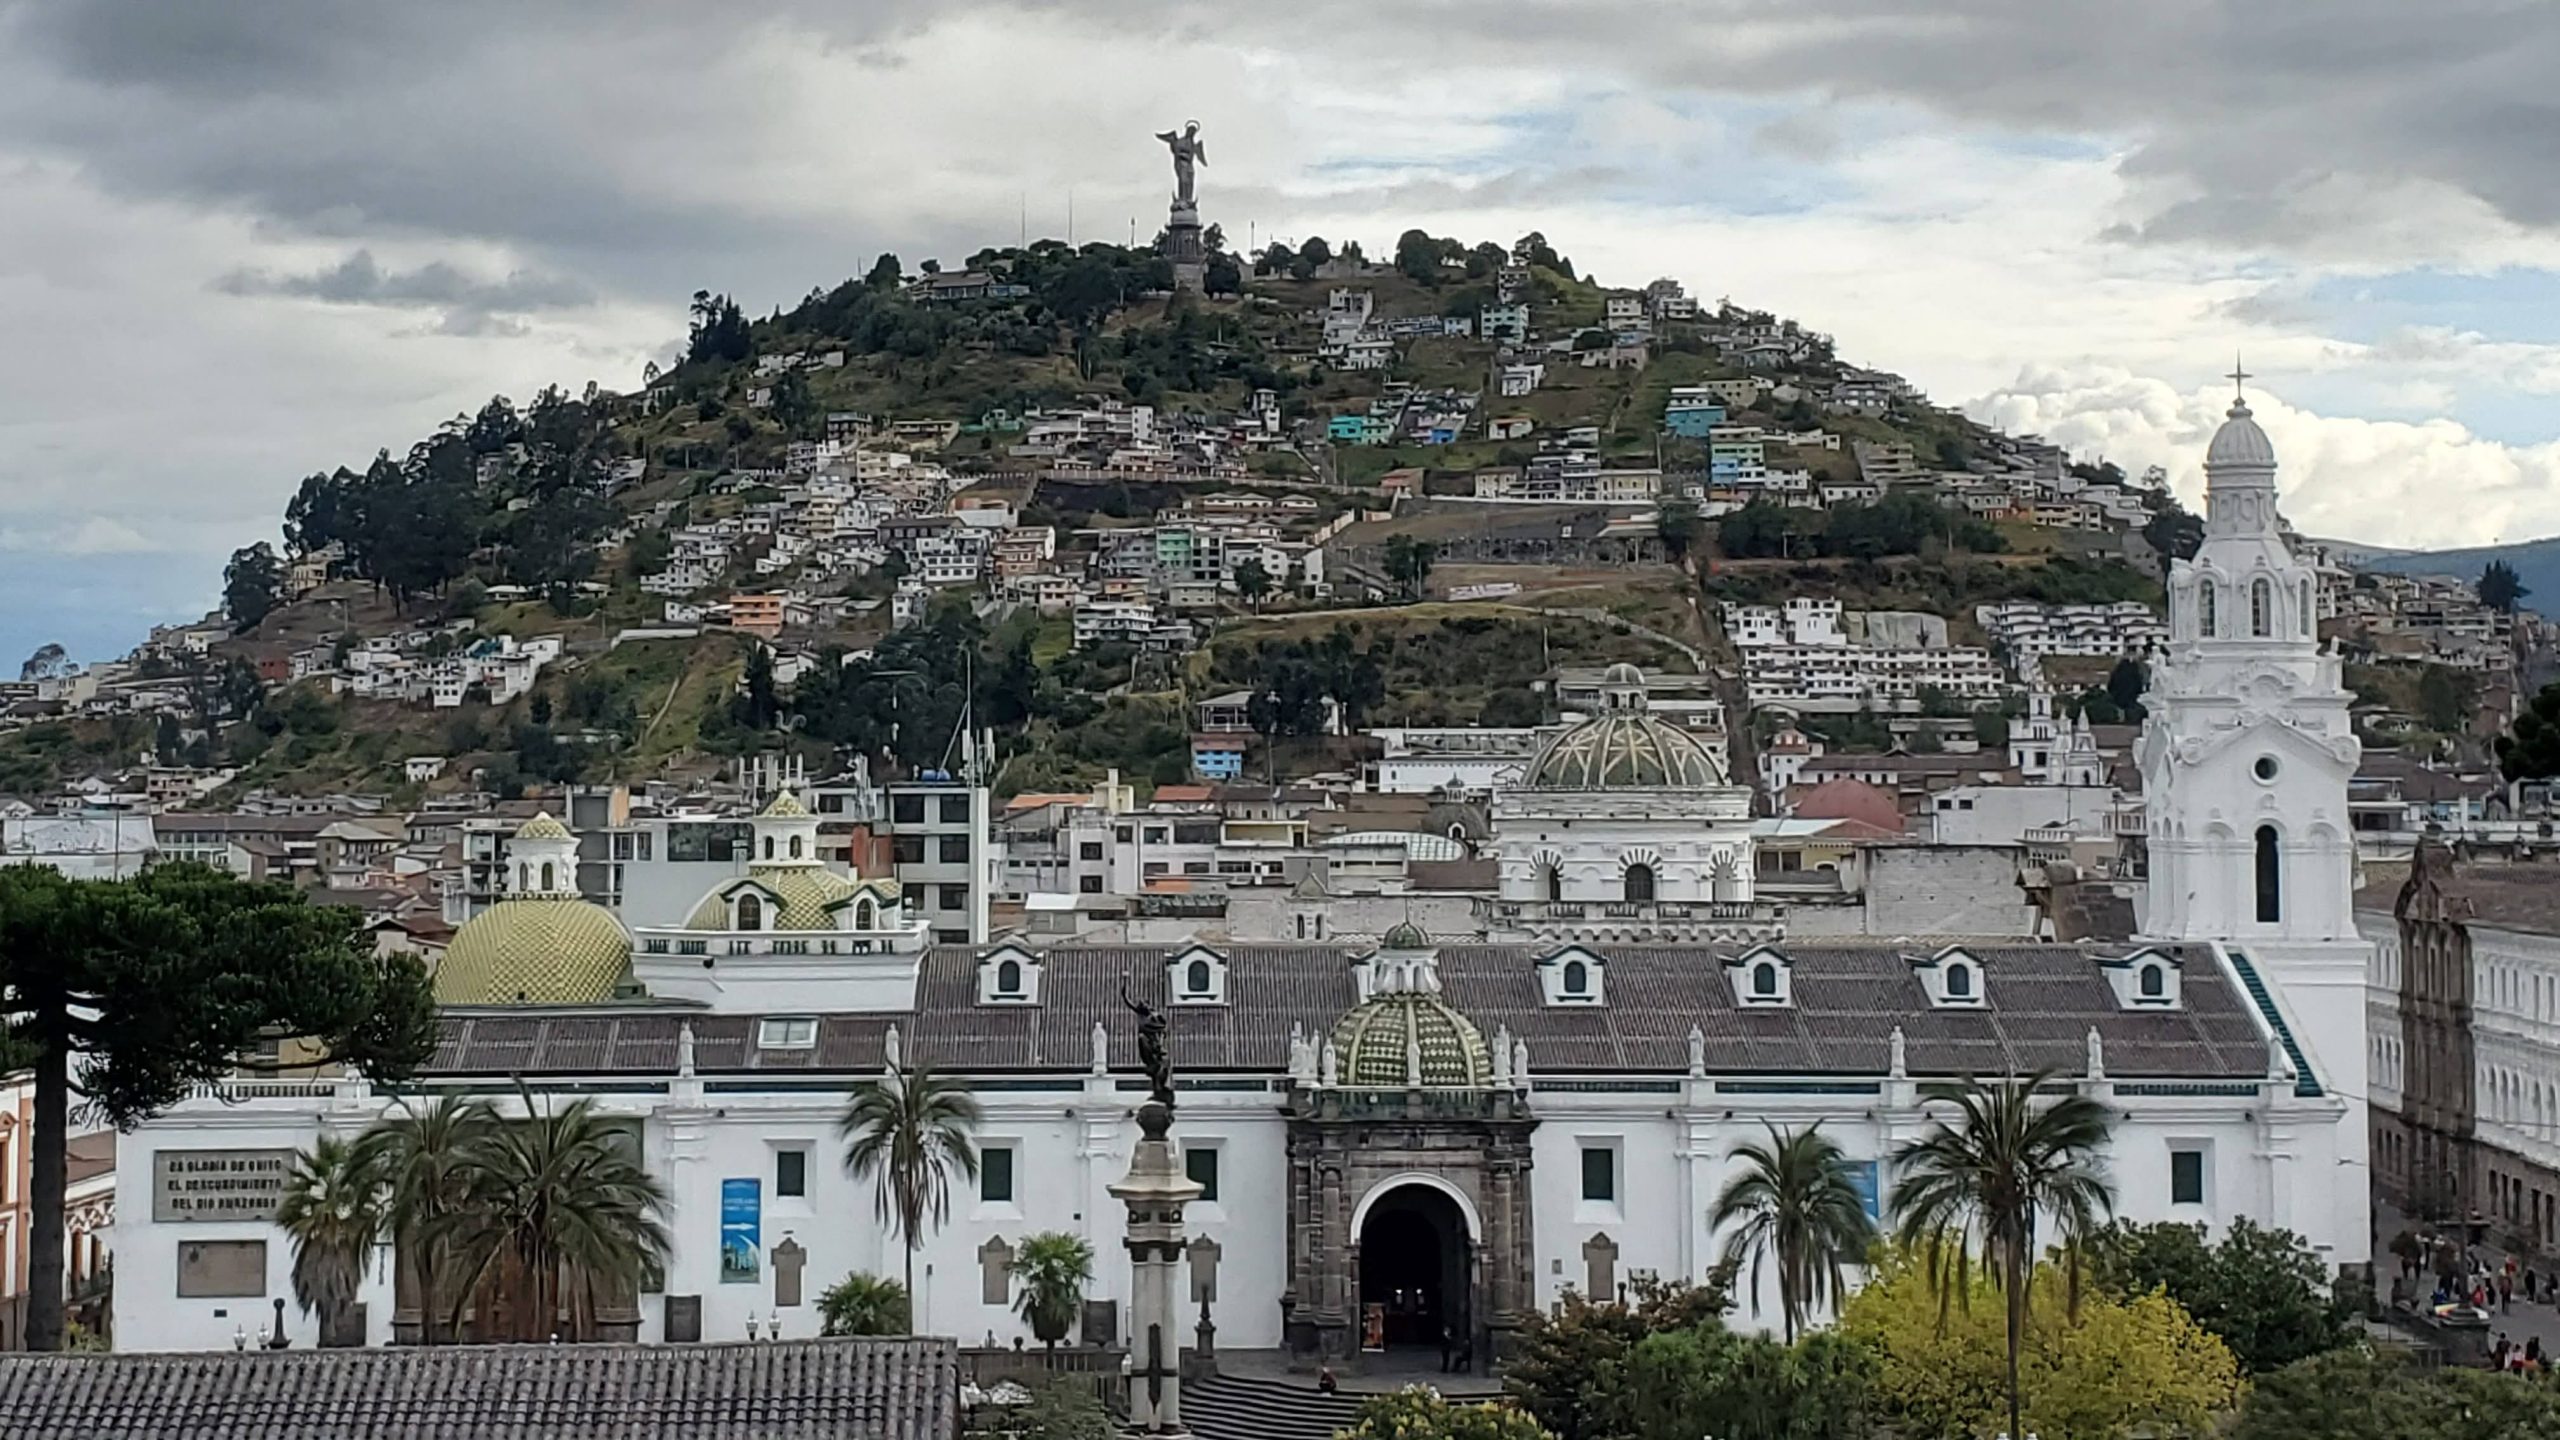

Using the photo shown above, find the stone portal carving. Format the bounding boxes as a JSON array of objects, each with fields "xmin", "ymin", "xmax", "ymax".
[
  {"xmin": 771, "ymin": 1238, "xmax": 807, "ymax": 1308},
  {"xmin": 979, "ymin": 1235, "xmax": 1014, "ymax": 1306},
  {"xmin": 1188, "ymin": 1235, "xmax": 1223, "ymax": 1305},
  {"xmin": 1583, "ymin": 1233, "xmax": 1618, "ymax": 1301}
]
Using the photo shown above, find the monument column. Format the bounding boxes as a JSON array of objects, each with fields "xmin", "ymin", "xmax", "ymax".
[{"xmin": 1110, "ymin": 1099, "xmax": 1205, "ymax": 1437}]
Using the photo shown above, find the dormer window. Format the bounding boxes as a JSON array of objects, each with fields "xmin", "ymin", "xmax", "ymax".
[
  {"xmin": 854, "ymin": 898, "xmax": 875, "ymax": 930},
  {"xmin": 2100, "ymin": 947, "xmax": 2183, "ymax": 1009},
  {"xmin": 1537, "ymin": 946, "xmax": 1607, "ymax": 1006},
  {"xmin": 1171, "ymin": 946, "xmax": 1228, "ymax": 1005},
  {"xmin": 977, "ymin": 944, "xmax": 1043, "ymax": 1005},
  {"xmin": 1915, "ymin": 946, "xmax": 1986, "ymax": 1008},
  {"xmin": 1725, "ymin": 944, "xmax": 1792, "ymax": 1007},
  {"xmin": 735, "ymin": 893, "xmax": 764, "ymax": 931},
  {"xmin": 758, "ymin": 1016, "xmax": 817, "ymax": 1049}
]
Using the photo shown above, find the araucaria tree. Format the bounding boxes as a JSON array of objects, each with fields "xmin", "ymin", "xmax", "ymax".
[
  {"xmin": 1711, "ymin": 1121, "xmax": 1878, "ymax": 1342},
  {"xmin": 0, "ymin": 863, "xmax": 436, "ymax": 1349},
  {"xmin": 1888, "ymin": 1071, "xmax": 2115, "ymax": 1440},
  {"xmin": 840, "ymin": 1063, "xmax": 982, "ymax": 1310}
]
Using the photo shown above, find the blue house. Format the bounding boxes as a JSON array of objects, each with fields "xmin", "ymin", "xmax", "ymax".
[{"xmin": 1192, "ymin": 734, "xmax": 1250, "ymax": 781}]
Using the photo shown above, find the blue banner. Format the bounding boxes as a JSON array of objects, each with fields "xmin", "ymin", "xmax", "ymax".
[
  {"xmin": 721, "ymin": 1177, "xmax": 761, "ymax": 1283},
  {"xmin": 1847, "ymin": 1160, "xmax": 1882, "ymax": 1221}
]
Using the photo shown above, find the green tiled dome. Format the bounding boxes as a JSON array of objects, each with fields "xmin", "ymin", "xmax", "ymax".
[
  {"xmin": 1331, "ymin": 991, "xmax": 1493, "ymax": 1090},
  {"xmin": 684, "ymin": 867, "xmax": 895, "ymax": 931},
  {"xmin": 436, "ymin": 897, "xmax": 631, "ymax": 1006},
  {"xmin": 1523, "ymin": 666, "xmax": 1725, "ymax": 789}
]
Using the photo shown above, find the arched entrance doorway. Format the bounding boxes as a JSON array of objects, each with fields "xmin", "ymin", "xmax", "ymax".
[{"xmin": 1356, "ymin": 1183, "xmax": 1473, "ymax": 1354}]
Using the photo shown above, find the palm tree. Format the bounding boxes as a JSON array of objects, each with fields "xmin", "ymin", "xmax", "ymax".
[
  {"xmin": 1010, "ymin": 1232, "xmax": 1096, "ymax": 1349},
  {"xmin": 1710, "ymin": 1121, "xmax": 1876, "ymax": 1343},
  {"xmin": 358, "ymin": 1093, "xmax": 495, "ymax": 1345},
  {"xmin": 1889, "ymin": 1071, "xmax": 2115, "ymax": 1440},
  {"xmin": 840, "ymin": 1064, "xmax": 982, "ymax": 1314},
  {"xmin": 276, "ymin": 1134, "xmax": 387, "ymax": 1344},
  {"xmin": 817, "ymin": 1272, "xmax": 913, "ymax": 1336},
  {"xmin": 445, "ymin": 1095, "xmax": 671, "ymax": 1342}
]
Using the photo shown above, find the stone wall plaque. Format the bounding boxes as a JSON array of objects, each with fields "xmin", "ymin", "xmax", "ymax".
[
  {"xmin": 664, "ymin": 1294, "xmax": 702, "ymax": 1343},
  {"xmin": 153, "ymin": 1149, "xmax": 293, "ymax": 1223}
]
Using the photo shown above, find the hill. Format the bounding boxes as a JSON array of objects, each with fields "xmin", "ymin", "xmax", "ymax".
[{"xmin": 2352, "ymin": 536, "xmax": 2553, "ymax": 606}]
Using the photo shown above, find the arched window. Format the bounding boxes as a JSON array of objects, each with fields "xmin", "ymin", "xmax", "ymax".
[
  {"xmin": 2299, "ymin": 579, "xmax": 2313, "ymax": 636},
  {"xmin": 2199, "ymin": 579, "xmax": 2218, "ymax": 637},
  {"xmin": 789, "ymin": 834, "xmax": 804, "ymax": 859},
  {"xmin": 996, "ymin": 959, "xmax": 1022, "ymax": 994},
  {"xmin": 736, "ymin": 893, "xmax": 764, "ymax": 931},
  {"xmin": 2251, "ymin": 578, "xmax": 2272, "ymax": 638},
  {"xmin": 1752, "ymin": 961, "xmax": 1778, "ymax": 997},
  {"xmin": 1544, "ymin": 865, "xmax": 1564, "ymax": 903},
  {"xmin": 1295, "ymin": 914, "xmax": 1307, "ymax": 939},
  {"xmin": 1563, "ymin": 960, "xmax": 1589, "ymax": 995},
  {"xmin": 1623, "ymin": 863, "xmax": 1656, "ymax": 903},
  {"xmin": 2254, "ymin": 825, "xmax": 2281, "ymax": 923},
  {"xmin": 762, "ymin": 836, "xmax": 775, "ymax": 860},
  {"xmin": 517, "ymin": 863, "xmax": 528, "ymax": 890},
  {"xmin": 854, "ymin": 898, "xmax": 874, "ymax": 930},
  {"xmin": 2138, "ymin": 964, "xmax": 2164, "ymax": 999},
  {"xmin": 1186, "ymin": 959, "xmax": 1212, "ymax": 994},
  {"xmin": 1945, "ymin": 964, "xmax": 1973, "ymax": 999},
  {"xmin": 539, "ymin": 861, "xmax": 555, "ymax": 892}
]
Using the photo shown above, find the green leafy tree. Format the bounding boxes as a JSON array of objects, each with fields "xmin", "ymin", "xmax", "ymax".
[
  {"xmin": 2142, "ymin": 498, "xmax": 2205, "ymax": 574},
  {"xmin": 839, "ymin": 1064, "xmax": 982, "ymax": 1304},
  {"xmin": 1342, "ymin": 1387, "xmax": 1554, "ymax": 1440},
  {"xmin": 734, "ymin": 645, "xmax": 783, "ymax": 730},
  {"xmin": 18, "ymin": 642, "xmax": 71, "ymax": 682},
  {"xmin": 1233, "ymin": 558, "xmax": 1272, "ymax": 608},
  {"xmin": 2086, "ymin": 1217, "xmax": 2355, "ymax": 1373},
  {"xmin": 0, "ymin": 863, "xmax": 436, "ymax": 1348},
  {"xmin": 2496, "ymin": 679, "xmax": 2560, "ymax": 781},
  {"xmin": 2105, "ymin": 657, "xmax": 2148, "ymax": 721},
  {"xmin": 1888, "ymin": 1071, "xmax": 2116, "ymax": 1440},
  {"xmin": 1503, "ymin": 1274, "xmax": 1734, "ymax": 1440},
  {"xmin": 223, "ymin": 541, "xmax": 286, "ymax": 632},
  {"xmin": 1010, "ymin": 1231, "xmax": 1096, "ymax": 1349},
  {"xmin": 1621, "ymin": 1325, "xmax": 1876, "ymax": 1440},
  {"xmin": 1383, "ymin": 535, "xmax": 1438, "ymax": 600},
  {"xmin": 865, "ymin": 253, "xmax": 903, "ymax": 289},
  {"xmin": 2233, "ymin": 1345, "xmax": 2560, "ymax": 1440},
  {"xmin": 2416, "ymin": 663, "xmax": 2477, "ymax": 734},
  {"xmin": 359, "ymin": 1093, "xmax": 494, "ymax": 1345},
  {"xmin": 276, "ymin": 1134, "xmax": 388, "ymax": 1344},
  {"xmin": 817, "ymin": 1272, "xmax": 912, "ymax": 1335},
  {"xmin": 2478, "ymin": 559, "xmax": 2529, "ymax": 614},
  {"xmin": 444, "ymin": 1094, "xmax": 672, "ymax": 1342},
  {"xmin": 997, "ymin": 1381, "xmax": 1116, "ymax": 1440},
  {"xmin": 1711, "ymin": 1122, "xmax": 1878, "ymax": 1342}
]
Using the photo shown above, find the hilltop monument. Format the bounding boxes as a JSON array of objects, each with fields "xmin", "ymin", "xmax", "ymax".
[{"xmin": 1155, "ymin": 120, "xmax": 1209, "ymax": 295}]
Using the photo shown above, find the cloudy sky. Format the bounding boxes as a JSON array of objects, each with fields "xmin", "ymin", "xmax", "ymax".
[{"xmin": 5, "ymin": 1, "xmax": 2560, "ymax": 665}]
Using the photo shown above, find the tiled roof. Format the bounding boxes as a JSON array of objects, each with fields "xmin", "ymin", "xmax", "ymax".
[
  {"xmin": 0, "ymin": 1337, "xmax": 957, "ymax": 1440},
  {"xmin": 426, "ymin": 942, "xmax": 2267, "ymax": 1083}
]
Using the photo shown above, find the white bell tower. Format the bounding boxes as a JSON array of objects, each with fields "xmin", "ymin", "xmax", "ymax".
[{"xmin": 2138, "ymin": 365, "xmax": 2368, "ymax": 1261}]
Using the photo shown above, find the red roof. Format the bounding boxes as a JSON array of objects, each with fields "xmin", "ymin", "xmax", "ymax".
[
  {"xmin": 1150, "ymin": 784, "xmax": 1214, "ymax": 804},
  {"xmin": 1789, "ymin": 778, "xmax": 1906, "ymax": 835}
]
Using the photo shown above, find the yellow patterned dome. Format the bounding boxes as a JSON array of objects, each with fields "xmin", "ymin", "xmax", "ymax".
[
  {"xmin": 1331, "ymin": 990, "xmax": 1493, "ymax": 1090},
  {"xmin": 514, "ymin": 811, "xmax": 573, "ymax": 841},
  {"xmin": 1524, "ymin": 666, "xmax": 1725, "ymax": 789},
  {"xmin": 435, "ymin": 897, "xmax": 632, "ymax": 1005},
  {"xmin": 760, "ymin": 790, "xmax": 812, "ymax": 819},
  {"xmin": 684, "ymin": 867, "xmax": 894, "ymax": 931}
]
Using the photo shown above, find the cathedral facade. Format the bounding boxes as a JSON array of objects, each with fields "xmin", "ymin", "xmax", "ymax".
[{"xmin": 113, "ymin": 395, "xmax": 2372, "ymax": 1360}]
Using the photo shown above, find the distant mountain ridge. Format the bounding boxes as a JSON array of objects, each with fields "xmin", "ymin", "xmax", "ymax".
[{"xmin": 2350, "ymin": 534, "xmax": 2560, "ymax": 608}]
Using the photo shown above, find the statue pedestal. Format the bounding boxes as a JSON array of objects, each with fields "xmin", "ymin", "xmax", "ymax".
[
  {"xmin": 1109, "ymin": 1100, "xmax": 1205, "ymax": 1436},
  {"xmin": 1164, "ymin": 200, "xmax": 1207, "ymax": 295}
]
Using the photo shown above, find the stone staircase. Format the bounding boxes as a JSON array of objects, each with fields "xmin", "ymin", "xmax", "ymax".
[{"xmin": 1182, "ymin": 1372, "xmax": 1369, "ymax": 1440}]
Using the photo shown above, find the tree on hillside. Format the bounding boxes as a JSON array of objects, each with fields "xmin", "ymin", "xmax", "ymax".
[
  {"xmin": 1656, "ymin": 499, "xmax": 1705, "ymax": 564},
  {"xmin": 2496, "ymin": 680, "xmax": 2560, "ymax": 782},
  {"xmin": 1253, "ymin": 239, "xmax": 1296, "ymax": 276},
  {"xmin": 865, "ymin": 253, "xmax": 903, "ymax": 289},
  {"xmin": 2106, "ymin": 656, "xmax": 2149, "ymax": 721},
  {"xmin": 2415, "ymin": 663, "xmax": 2477, "ymax": 734},
  {"xmin": 2143, "ymin": 498, "xmax": 2205, "ymax": 574},
  {"xmin": 1233, "ymin": 558, "xmax": 1272, "ymax": 608},
  {"xmin": 1889, "ymin": 1071, "xmax": 2116, "ymax": 1440},
  {"xmin": 733, "ymin": 646, "xmax": 782, "ymax": 731},
  {"xmin": 1290, "ymin": 236, "xmax": 1332, "ymax": 281},
  {"xmin": 0, "ymin": 863, "xmax": 436, "ymax": 1348},
  {"xmin": 1383, "ymin": 535, "xmax": 1438, "ymax": 600},
  {"xmin": 224, "ymin": 542, "xmax": 286, "ymax": 633},
  {"xmin": 686, "ymin": 289, "xmax": 751, "ymax": 365},
  {"xmin": 1515, "ymin": 231, "xmax": 1573, "ymax": 278},
  {"xmin": 2086, "ymin": 1217, "xmax": 2355, "ymax": 1373},
  {"xmin": 17, "ymin": 643, "xmax": 71, "ymax": 682},
  {"xmin": 2478, "ymin": 559, "xmax": 2529, "ymax": 614}
]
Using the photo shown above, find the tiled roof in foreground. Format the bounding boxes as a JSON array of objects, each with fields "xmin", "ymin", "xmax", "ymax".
[{"xmin": 0, "ymin": 1336, "xmax": 957, "ymax": 1440}]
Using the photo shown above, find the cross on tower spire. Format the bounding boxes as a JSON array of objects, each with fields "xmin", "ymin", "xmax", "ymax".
[{"xmin": 2227, "ymin": 353, "xmax": 2252, "ymax": 401}]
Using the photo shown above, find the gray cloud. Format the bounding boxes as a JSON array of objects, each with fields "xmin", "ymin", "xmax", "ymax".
[{"xmin": 215, "ymin": 250, "xmax": 594, "ymax": 315}]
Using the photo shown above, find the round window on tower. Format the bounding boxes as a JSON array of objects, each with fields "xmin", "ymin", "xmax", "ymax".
[{"xmin": 2253, "ymin": 755, "xmax": 2280, "ymax": 784}]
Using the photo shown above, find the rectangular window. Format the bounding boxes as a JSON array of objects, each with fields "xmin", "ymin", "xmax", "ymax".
[
  {"xmin": 939, "ymin": 884, "xmax": 966, "ymax": 911},
  {"xmin": 1185, "ymin": 1147, "xmax": 1221, "ymax": 1202},
  {"xmin": 1079, "ymin": 875, "xmax": 1104, "ymax": 894},
  {"xmin": 891, "ymin": 794, "xmax": 926, "ymax": 825},
  {"xmin": 1580, "ymin": 1146, "xmax": 1616, "ymax": 1203},
  {"xmin": 2170, "ymin": 1148, "xmax": 2205, "ymax": 1205},
  {"xmin": 940, "ymin": 795, "xmax": 971, "ymax": 825},
  {"xmin": 982, "ymin": 1146, "xmax": 1016, "ymax": 1203},
  {"xmin": 177, "ymin": 1239, "xmax": 267, "ymax": 1298},
  {"xmin": 939, "ymin": 835, "xmax": 972, "ymax": 864},
  {"xmin": 1079, "ymin": 842, "xmax": 1104, "ymax": 861},
  {"xmin": 758, "ymin": 1016, "xmax": 818, "ymax": 1049},
  {"xmin": 776, "ymin": 1148, "xmax": 808, "ymax": 1199},
  {"xmin": 891, "ymin": 835, "xmax": 926, "ymax": 865}
]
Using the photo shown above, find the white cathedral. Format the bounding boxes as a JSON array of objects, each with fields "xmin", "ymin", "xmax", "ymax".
[{"xmin": 115, "ymin": 388, "xmax": 2371, "ymax": 1363}]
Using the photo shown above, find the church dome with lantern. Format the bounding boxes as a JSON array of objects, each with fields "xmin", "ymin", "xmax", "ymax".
[
  {"xmin": 679, "ymin": 789, "xmax": 899, "ymax": 932},
  {"xmin": 1329, "ymin": 940, "xmax": 1493, "ymax": 1090},
  {"xmin": 1521, "ymin": 664, "xmax": 1727, "ymax": 790},
  {"xmin": 434, "ymin": 813, "xmax": 632, "ymax": 1006}
]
